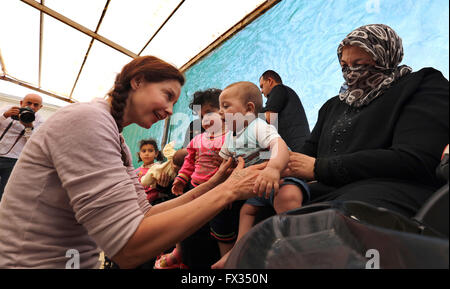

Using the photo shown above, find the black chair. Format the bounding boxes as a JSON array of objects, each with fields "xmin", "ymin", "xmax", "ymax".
[
  {"xmin": 414, "ymin": 183, "xmax": 449, "ymax": 238},
  {"xmin": 224, "ymin": 152, "xmax": 449, "ymax": 269},
  {"xmin": 224, "ymin": 200, "xmax": 448, "ymax": 269},
  {"xmin": 413, "ymin": 149, "xmax": 449, "ymax": 238}
]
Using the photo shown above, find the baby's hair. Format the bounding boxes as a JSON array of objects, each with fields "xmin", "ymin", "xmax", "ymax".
[
  {"xmin": 137, "ymin": 139, "xmax": 164, "ymax": 162},
  {"xmin": 224, "ymin": 81, "xmax": 263, "ymax": 115},
  {"xmin": 189, "ymin": 88, "xmax": 222, "ymax": 114},
  {"xmin": 173, "ymin": 148, "xmax": 189, "ymax": 167}
]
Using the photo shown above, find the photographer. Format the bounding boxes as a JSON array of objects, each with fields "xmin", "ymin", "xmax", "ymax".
[{"xmin": 0, "ymin": 93, "xmax": 44, "ymax": 200}]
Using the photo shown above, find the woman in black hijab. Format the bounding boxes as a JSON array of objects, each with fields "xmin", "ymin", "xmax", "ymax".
[{"xmin": 284, "ymin": 24, "xmax": 449, "ymax": 217}]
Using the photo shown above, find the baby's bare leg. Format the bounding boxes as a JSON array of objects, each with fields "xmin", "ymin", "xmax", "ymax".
[
  {"xmin": 218, "ymin": 242, "xmax": 234, "ymax": 257},
  {"xmin": 273, "ymin": 184, "xmax": 303, "ymax": 214}
]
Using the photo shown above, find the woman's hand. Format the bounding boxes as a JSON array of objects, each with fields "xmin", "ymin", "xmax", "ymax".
[
  {"xmin": 223, "ymin": 157, "xmax": 268, "ymax": 200},
  {"xmin": 281, "ymin": 152, "xmax": 316, "ymax": 181},
  {"xmin": 208, "ymin": 157, "xmax": 235, "ymax": 186}
]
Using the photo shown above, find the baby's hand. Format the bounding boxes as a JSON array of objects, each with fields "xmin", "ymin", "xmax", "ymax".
[
  {"xmin": 253, "ymin": 167, "xmax": 280, "ymax": 199},
  {"xmin": 172, "ymin": 178, "xmax": 185, "ymax": 196}
]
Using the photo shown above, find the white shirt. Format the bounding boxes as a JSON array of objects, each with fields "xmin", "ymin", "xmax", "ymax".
[
  {"xmin": 0, "ymin": 105, "xmax": 44, "ymax": 159},
  {"xmin": 219, "ymin": 118, "xmax": 280, "ymax": 167}
]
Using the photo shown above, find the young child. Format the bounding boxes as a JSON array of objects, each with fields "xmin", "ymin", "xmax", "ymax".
[
  {"xmin": 172, "ymin": 88, "xmax": 226, "ymax": 194},
  {"xmin": 174, "ymin": 88, "xmax": 244, "ymax": 255},
  {"xmin": 155, "ymin": 88, "xmax": 230, "ymax": 269},
  {"xmin": 211, "ymin": 81, "xmax": 310, "ymax": 269},
  {"xmin": 172, "ymin": 109, "xmax": 226, "ymax": 194},
  {"xmin": 134, "ymin": 139, "xmax": 164, "ymax": 203}
]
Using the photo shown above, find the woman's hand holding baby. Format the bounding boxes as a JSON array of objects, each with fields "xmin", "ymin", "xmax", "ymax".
[
  {"xmin": 281, "ymin": 152, "xmax": 316, "ymax": 181},
  {"xmin": 221, "ymin": 157, "xmax": 268, "ymax": 201}
]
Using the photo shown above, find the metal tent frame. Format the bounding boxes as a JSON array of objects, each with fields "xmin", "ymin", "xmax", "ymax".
[{"xmin": 1, "ymin": 0, "xmax": 279, "ymax": 104}]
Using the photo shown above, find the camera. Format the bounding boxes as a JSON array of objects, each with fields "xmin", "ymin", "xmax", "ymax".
[{"xmin": 11, "ymin": 107, "xmax": 35, "ymax": 123}]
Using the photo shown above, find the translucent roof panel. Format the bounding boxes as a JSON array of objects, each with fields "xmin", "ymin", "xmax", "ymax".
[
  {"xmin": 98, "ymin": 0, "xmax": 183, "ymax": 53},
  {"xmin": 141, "ymin": 0, "xmax": 266, "ymax": 67},
  {"xmin": 0, "ymin": 0, "xmax": 40, "ymax": 83},
  {"xmin": 0, "ymin": 80, "xmax": 71, "ymax": 107},
  {"xmin": 42, "ymin": 0, "xmax": 107, "ymax": 32},
  {"xmin": 71, "ymin": 40, "xmax": 132, "ymax": 103},
  {"xmin": 41, "ymin": 15, "xmax": 92, "ymax": 97},
  {"xmin": 1, "ymin": 0, "xmax": 269, "ymax": 106}
]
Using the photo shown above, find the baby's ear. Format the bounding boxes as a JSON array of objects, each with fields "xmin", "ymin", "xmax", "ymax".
[{"xmin": 246, "ymin": 102, "xmax": 256, "ymax": 114}]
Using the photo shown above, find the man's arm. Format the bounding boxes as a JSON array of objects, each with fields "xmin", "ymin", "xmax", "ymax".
[
  {"xmin": 0, "ymin": 106, "xmax": 36, "ymax": 141},
  {"xmin": 1, "ymin": 106, "xmax": 19, "ymax": 126}
]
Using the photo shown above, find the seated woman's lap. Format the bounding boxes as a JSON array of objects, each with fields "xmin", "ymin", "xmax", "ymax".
[{"xmin": 307, "ymin": 178, "xmax": 438, "ymax": 218}]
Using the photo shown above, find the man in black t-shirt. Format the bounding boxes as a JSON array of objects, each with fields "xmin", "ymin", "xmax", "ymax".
[{"xmin": 259, "ymin": 70, "xmax": 310, "ymax": 152}]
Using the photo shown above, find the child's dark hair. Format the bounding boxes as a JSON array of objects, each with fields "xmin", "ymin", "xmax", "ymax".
[
  {"xmin": 137, "ymin": 139, "xmax": 164, "ymax": 162},
  {"xmin": 189, "ymin": 88, "xmax": 222, "ymax": 115}
]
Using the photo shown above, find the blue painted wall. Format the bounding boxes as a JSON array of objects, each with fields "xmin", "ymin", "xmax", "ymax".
[{"xmin": 125, "ymin": 0, "xmax": 449, "ymax": 168}]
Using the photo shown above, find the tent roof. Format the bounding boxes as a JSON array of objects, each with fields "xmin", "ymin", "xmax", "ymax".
[{"xmin": 0, "ymin": 0, "xmax": 275, "ymax": 107}]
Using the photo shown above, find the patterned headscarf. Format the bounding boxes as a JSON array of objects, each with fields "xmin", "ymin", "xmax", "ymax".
[{"xmin": 337, "ymin": 24, "xmax": 412, "ymax": 107}]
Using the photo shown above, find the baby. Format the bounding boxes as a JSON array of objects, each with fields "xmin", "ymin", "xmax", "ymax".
[{"xmin": 212, "ymin": 81, "xmax": 310, "ymax": 268}]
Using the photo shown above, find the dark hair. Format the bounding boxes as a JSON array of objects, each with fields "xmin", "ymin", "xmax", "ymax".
[
  {"xmin": 260, "ymin": 70, "xmax": 283, "ymax": 84},
  {"xmin": 189, "ymin": 88, "xmax": 222, "ymax": 115},
  {"xmin": 137, "ymin": 139, "xmax": 163, "ymax": 162},
  {"xmin": 108, "ymin": 55, "xmax": 184, "ymax": 165}
]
